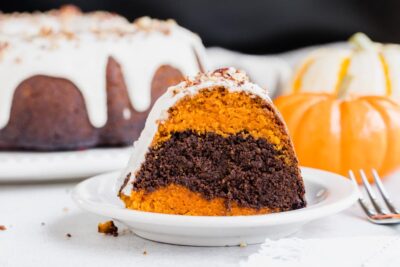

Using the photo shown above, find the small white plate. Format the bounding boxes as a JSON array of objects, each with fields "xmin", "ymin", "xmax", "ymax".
[
  {"xmin": 0, "ymin": 147, "xmax": 131, "ymax": 182},
  {"xmin": 72, "ymin": 167, "xmax": 358, "ymax": 246}
]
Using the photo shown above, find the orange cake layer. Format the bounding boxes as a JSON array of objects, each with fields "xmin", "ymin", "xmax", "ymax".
[
  {"xmin": 121, "ymin": 184, "xmax": 275, "ymax": 216},
  {"xmin": 152, "ymin": 87, "xmax": 289, "ymax": 152}
]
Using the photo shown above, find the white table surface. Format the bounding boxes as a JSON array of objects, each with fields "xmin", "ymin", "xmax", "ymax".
[{"xmin": 1, "ymin": 172, "xmax": 400, "ymax": 267}]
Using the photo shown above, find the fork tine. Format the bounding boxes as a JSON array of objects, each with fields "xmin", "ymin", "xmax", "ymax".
[
  {"xmin": 348, "ymin": 170, "xmax": 377, "ymax": 217},
  {"xmin": 372, "ymin": 169, "xmax": 399, "ymax": 214},
  {"xmin": 359, "ymin": 170, "xmax": 387, "ymax": 214}
]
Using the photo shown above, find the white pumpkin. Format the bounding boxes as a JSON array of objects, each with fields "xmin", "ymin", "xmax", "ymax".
[{"xmin": 287, "ymin": 33, "xmax": 400, "ymax": 100}]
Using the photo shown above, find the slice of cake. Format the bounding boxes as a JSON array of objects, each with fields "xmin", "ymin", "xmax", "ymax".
[{"xmin": 118, "ymin": 68, "xmax": 306, "ymax": 216}]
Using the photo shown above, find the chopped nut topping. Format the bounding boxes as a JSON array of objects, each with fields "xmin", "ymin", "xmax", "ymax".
[
  {"xmin": 39, "ymin": 27, "xmax": 53, "ymax": 36},
  {"xmin": 58, "ymin": 5, "xmax": 82, "ymax": 16},
  {"xmin": 134, "ymin": 16, "xmax": 173, "ymax": 35},
  {"xmin": 177, "ymin": 68, "xmax": 251, "ymax": 93}
]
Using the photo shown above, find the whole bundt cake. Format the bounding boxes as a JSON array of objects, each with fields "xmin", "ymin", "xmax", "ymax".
[
  {"xmin": 0, "ymin": 6, "xmax": 207, "ymax": 150},
  {"xmin": 118, "ymin": 68, "xmax": 306, "ymax": 216}
]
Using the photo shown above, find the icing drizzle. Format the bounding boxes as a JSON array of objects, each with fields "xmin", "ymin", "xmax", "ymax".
[{"xmin": 0, "ymin": 6, "xmax": 207, "ymax": 128}]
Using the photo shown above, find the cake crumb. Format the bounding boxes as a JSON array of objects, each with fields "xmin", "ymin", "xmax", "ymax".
[
  {"xmin": 66, "ymin": 233, "xmax": 72, "ymax": 238},
  {"xmin": 0, "ymin": 225, "xmax": 6, "ymax": 231},
  {"xmin": 98, "ymin": 221, "xmax": 118, "ymax": 237},
  {"xmin": 143, "ymin": 250, "xmax": 147, "ymax": 255},
  {"xmin": 62, "ymin": 207, "xmax": 69, "ymax": 212},
  {"xmin": 239, "ymin": 242, "xmax": 247, "ymax": 247}
]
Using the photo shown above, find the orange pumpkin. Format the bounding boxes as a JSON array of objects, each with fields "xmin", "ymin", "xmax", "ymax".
[{"xmin": 275, "ymin": 92, "xmax": 400, "ymax": 182}]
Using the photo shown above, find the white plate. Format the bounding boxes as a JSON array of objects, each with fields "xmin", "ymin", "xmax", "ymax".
[
  {"xmin": 72, "ymin": 167, "xmax": 358, "ymax": 246},
  {"xmin": 0, "ymin": 147, "xmax": 131, "ymax": 182}
]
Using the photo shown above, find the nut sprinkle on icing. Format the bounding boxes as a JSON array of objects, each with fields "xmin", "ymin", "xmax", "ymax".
[{"xmin": 186, "ymin": 67, "xmax": 250, "ymax": 87}]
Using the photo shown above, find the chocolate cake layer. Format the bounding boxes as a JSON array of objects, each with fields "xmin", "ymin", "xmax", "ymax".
[{"xmin": 132, "ymin": 131, "xmax": 306, "ymax": 210}]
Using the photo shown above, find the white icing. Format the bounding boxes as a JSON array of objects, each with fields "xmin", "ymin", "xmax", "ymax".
[
  {"xmin": 118, "ymin": 68, "xmax": 272, "ymax": 195},
  {"xmin": 123, "ymin": 108, "xmax": 131, "ymax": 120},
  {"xmin": 0, "ymin": 10, "xmax": 207, "ymax": 129},
  {"xmin": 0, "ymin": 7, "xmax": 132, "ymax": 36}
]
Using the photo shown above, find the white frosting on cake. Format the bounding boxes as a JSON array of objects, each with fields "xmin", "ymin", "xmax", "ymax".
[
  {"xmin": 0, "ymin": 7, "xmax": 207, "ymax": 128},
  {"xmin": 0, "ymin": 6, "xmax": 132, "ymax": 35},
  {"xmin": 118, "ymin": 67, "xmax": 272, "ymax": 195}
]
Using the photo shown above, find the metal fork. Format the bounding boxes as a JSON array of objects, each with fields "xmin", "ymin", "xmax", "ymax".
[{"xmin": 349, "ymin": 169, "xmax": 400, "ymax": 224}]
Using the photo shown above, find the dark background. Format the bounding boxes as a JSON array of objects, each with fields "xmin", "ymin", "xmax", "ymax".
[{"xmin": 2, "ymin": 0, "xmax": 399, "ymax": 54}]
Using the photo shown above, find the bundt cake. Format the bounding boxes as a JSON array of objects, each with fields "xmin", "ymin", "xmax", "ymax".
[
  {"xmin": 118, "ymin": 68, "xmax": 306, "ymax": 216},
  {"xmin": 0, "ymin": 6, "xmax": 207, "ymax": 150}
]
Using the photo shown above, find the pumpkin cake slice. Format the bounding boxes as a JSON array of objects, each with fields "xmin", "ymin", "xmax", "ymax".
[{"xmin": 118, "ymin": 68, "xmax": 306, "ymax": 216}]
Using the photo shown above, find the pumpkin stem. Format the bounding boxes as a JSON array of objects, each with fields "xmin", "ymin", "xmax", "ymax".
[
  {"xmin": 349, "ymin": 32, "xmax": 375, "ymax": 51},
  {"xmin": 337, "ymin": 75, "xmax": 354, "ymax": 99}
]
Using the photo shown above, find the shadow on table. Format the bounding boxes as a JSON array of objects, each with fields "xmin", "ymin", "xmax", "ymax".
[{"xmin": 46, "ymin": 211, "xmax": 260, "ymax": 263}]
